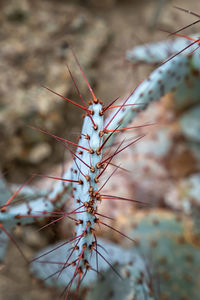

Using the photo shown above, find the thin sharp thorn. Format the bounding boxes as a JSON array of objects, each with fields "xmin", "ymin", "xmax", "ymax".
[
  {"xmin": 29, "ymin": 126, "xmax": 90, "ymax": 152},
  {"xmin": 104, "ymin": 80, "xmax": 143, "ymax": 131},
  {"xmin": 98, "ymin": 220, "xmax": 136, "ymax": 243},
  {"xmin": 98, "ymin": 164, "xmax": 121, "ymax": 192},
  {"xmin": 0, "ymin": 224, "xmax": 28, "ymax": 263},
  {"xmin": 97, "ymin": 138, "xmax": 125, "ymax": 179},
  {"xmin": 42, "ymin": 85, "xmax": 87, "ymax": 111},
  {"xmin": 33, "ymin": 173, "xmax": 82, "ymax": 184},
  {"xmin": 31, "ymin": 236, "xmax": 81, "ymax": 262},
  {"xmin": 98, "ymin": 124, "xmax": 121, "ymax": 152},
  {"xmin": 68, "ymin": 44, "xmax": 97, "ymax": 102},
  {"xmin": 107, "ymin": 103, "xmax": 145, "ymax": 110},
  {"xmin": 161, "ymin": 39, "xmax": 200, "ymax": 66},
  {"xmin": 95, "ymin": 212, "xmax": 115, "ymax": 220},
  {"xmin": 101, "ymin": 194, "xmax": 148, "ymax": 206},
  {"xmin": 168, "ymin": 20, "xmax": 200, "ymax": 36},
  {"xmin": 38, "ymin": 205, "xmax": 84, "ymax": 232},
  {"xmin": 1, "ymin": 175, "xmax": 35, "ymax": 211},
  {"xmin": 66, "ymin": 64, "xmax": 96, "ymax": 127},
  {"xmin": 102, "ymin": 96, "xmax": 121, "ymax": 113},
  {"xmin": 93, "ymin": 248, "xmax": 122, "ymax": 279},
  {"xmin": 106, "ymin": 162, "xmax": 130, "ymax": 173},
  {"xmin": 100, "ymin": 135, "xmax": 145, "ymax": 165},
  {"xmin": 106, "ymin": 123, "xmax": 155, "ymax": 133},
  {"xmin": 173, "ymin": 6, "xmax": 200, "ymax": 18}
]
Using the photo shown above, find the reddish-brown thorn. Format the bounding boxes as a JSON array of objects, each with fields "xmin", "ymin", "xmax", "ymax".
[
  {"xmin": 106, "ymin": 123, "xmax": 155, "ymax": 133},
  {"xmin": 161, "ymin": 38, "xmax": 200, "ymax": 66},
  {"xmin": 42, "ymin": 86, "xmax": 87, "ymax": 111},
  {"xmin": 101, "ymin": 195, "xmax": 149, "ymax": 206},
  {"xmin": 101, "ymin": 96, "xmax": 121, "ymax": 114},
  {"xmin": 65, "ymin": 247, "xmax": 85, "ymax": 299},
  {"xmin": 97, "ymin": 124, "xmax": 121, "ymax": 154},
  {"xmin": 0, "ymin": 224, "xmax": 28, "ymax": 263},
  {"xmin": 37, "ymin": 205, "xmax": 85, "ymax": 232},
  {"xmin": 93, "ymin": 247, "xmax": 122, "ymax": 279},
  {"xmin": 29, "ymin": 126, "xmax": 90, "ymax": 152},
  {"xmin": 103, "ymin": 80, "xmax": 143, "ymax": 131},
  {"xmin": 107, "ymin": 103, "xmax": 146, "ymax": 110},
  {"xmin": 66, "ymin": 64, "xmax": 96, "ymax": 127},
  {"xmin": 31, "ymin": 235, "xmax": 82, "ymax": 263},
  {"xmin": 57, "ymin": 224, "xmax": 89, "ymax": 280},
  {"xmin": 97, "ymin": 164, "xmax": 121, "ymax": 193},
  {"xmin": 33, "ymin": 173, "xmax": 83, "ymax": 184},
  {"xmin": 95, "ymin": 212, "xmax": 115, "ymax": 221},
  {"xmin": 98, "ymin": 220, "xmax": 136, "ymax": 243},
  {"xmin": 100, "ymin": 135, "xmax": 145, "ymax": 165},
  {"xmin": 1, "ymin": 175, "xmax": 35, "ymax": 212},
  {"xmin": 97, "ymin": 138, "xmax": 125, "ymax": 180},
  {"xmin": 167, "ymin": 20, "xmax": 200, "ymax": 36},
  {"xmin": 106, "ymin": 162, "xmax": 130, "ymax": 173},
  {"xmin": 68, "ymin": 44, "xmax": 97, "ymax": 103},
  {"xmin": 173, "ymin": 6, "xmax": 200, "ymax": 18}
]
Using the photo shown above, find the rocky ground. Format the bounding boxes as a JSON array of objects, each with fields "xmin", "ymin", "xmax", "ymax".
[{"xmin": 0, "ymin": 0, "xmax": 199, "ymax": 299}]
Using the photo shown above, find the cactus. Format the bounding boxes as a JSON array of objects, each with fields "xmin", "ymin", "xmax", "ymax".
[
  {"xmin": 130, "ymin": 210, "xmax": 200, "ymax": 300},
  {"xmin": 1, "ymin": 31, "xmax": 200, "ymax": 298}
]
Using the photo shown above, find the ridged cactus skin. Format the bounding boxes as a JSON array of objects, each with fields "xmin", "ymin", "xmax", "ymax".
[
  {"xmin": 130, "ymin": 211, "xmax": 200, "ymax": 300},
  {"xmin": 71, "ymin": 101, "xmax": 104, "ymax": 275}
]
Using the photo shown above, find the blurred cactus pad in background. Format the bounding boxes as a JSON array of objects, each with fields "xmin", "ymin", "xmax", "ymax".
[{"xmin": 0, "ymin": 0, "xmax": 200, "ymax": 299}]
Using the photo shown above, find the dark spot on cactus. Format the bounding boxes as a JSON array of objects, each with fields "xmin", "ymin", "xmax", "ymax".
[
  {"xmin": 108, "ymin": 290, "xmax": 114, "ymax": 297},
  {"xmin": 183, "ymin": 274, "xmax": 193, "ymax": 283},
  {"xmin": 78, "ymin": 150, "xmax": 83, "ymax": 155},
  {"xmin": 76, "ymin": 199, "xmax": 81, "ymax": 204},
  {"xmin": 159, "ymin": 257, "xmax": 168, "ymax": 265},
  {"xmin": 181, "ymin": 296, "xmax": 190, "ymax": 300},
  {"xmin": 185, "ymin": 254, "xmax": 194, "ymax": 264},
  {"xmin": 192, "ymin": 69, "xmax": 199, "ymax": 77},
  {"xmin": 160, "ymin": 84, "xmax": 165, "ymax": 97},
  {"xmin": 17, "ymin": 222, "xmax": 21, "ymax": 226},
  {"xmin": 177, "ymin": 235, "xmax": 186, "ymax": 244},
  {"xmin": 161, "ymin": 271, "xmax": 170, "ymax": 281},
  {"xmin": 148, "ymin": 90, "xmax": 153, "ymax": 95},
  {"xmin": 176, "ymin": 76, "xmax": 181, "ymax": 81},
  {"xmin": 139, "ymin": 93, "xmax": 144, "ymax": 97},
  {"xmin": 160, "ymin": 293, "xmax": 170, "ymax": 300},
  {"xmin": 134, "ymin": 239, "xmax": 140, "ymax": 247},
  {"xmin": 152, "ymin": 219, "xmax": 159, "ymax": 226},
  {"xmin": 150, "ymin": 240, "xmax": 157, "ymax": 248},
  {"xmin": 158, "ymin": 80, "xmax": 162, "ymax": 84},
  {"xmin": 125, "ymin": 269, "xmax": 131, "ymax": 278},
  {"xmin": 159, "ymin": 69, "xmax": 163, "ymax": 74}
]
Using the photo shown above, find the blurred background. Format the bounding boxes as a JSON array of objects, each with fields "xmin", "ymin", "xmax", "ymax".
[{"xmin": 0, "ymin": 0, "xmax": 199, "ymax": 299}]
